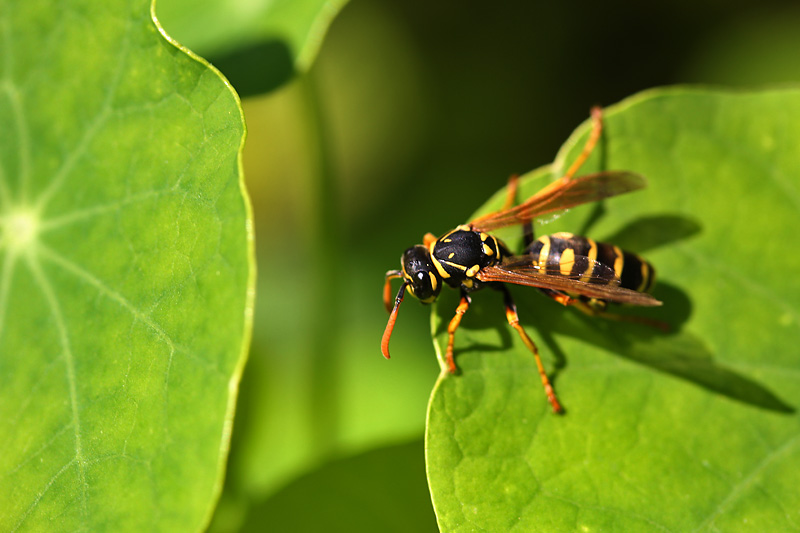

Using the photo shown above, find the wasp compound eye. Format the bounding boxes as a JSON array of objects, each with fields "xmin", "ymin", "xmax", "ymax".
[{"xmin": 401, "ymin": 245, "xmax": 441, "ymax": 303}]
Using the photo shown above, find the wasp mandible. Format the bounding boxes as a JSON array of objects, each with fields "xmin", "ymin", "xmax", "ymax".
[{"xmin": 381, "ymin": 108, "xmax": 662, "ymax": 413}]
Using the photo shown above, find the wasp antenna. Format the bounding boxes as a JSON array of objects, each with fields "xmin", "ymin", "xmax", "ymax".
[
  {"xmin": 383, "ymin": 270, "xmax": 403, "ymax": 313},
  {"xmin": 381, "ymin": 282, "xmax": 407, "ymax": 360}
]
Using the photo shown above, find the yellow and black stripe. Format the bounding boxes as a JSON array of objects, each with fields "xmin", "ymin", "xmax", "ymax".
[{"xmin": 527, "ymin": 232, "xmax": 655, "ymax": 293}]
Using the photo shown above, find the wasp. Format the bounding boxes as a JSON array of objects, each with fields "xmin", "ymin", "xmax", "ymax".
[{"xmin": 381, "ymin": 107, "xmax": 663, "ymax": 413}]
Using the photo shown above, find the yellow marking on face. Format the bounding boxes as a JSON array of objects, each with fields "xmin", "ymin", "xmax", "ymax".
[
  {"xmin": 579, "ymin": 238, "xmax": 598, "ymax": 282},
  {"xmin": 431, "ymin": 255, "xmax": 451, "ymax": 278},
  {"xmin": 466, "ymin": 264, "xmax": 481, "ymax": 277},
  {"xmin": 560, "ymin": 247, "xmax": 575, "ymax": 277},
  {"xmin": 537, "ymin": 236, "xmax": 551, "ymax": 271},
  {"xmin": 612, "ymin": 245, "xmax": 624, "ymax": 281},
  {"xmin": 428, "ymin": 271, "xmax": 438, "ymax": 293}
]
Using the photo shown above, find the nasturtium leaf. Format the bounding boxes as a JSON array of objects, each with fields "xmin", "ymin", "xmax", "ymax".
[
  {"xmin": 426, "ymin": 88, "xmax": 800, "ymax": 531},
  {"xmin": 0, "ymin": 0, "xmax": 253, "ymax": 531}
]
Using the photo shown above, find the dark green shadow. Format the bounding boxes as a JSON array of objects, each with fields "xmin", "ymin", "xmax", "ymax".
[
  {"xmin": 238, "ymin": 440, "xmax": 437, "ymax": 533},
  {"xmin": 209, "ymin": 39, "xmax": 296, "ymax": 97}
]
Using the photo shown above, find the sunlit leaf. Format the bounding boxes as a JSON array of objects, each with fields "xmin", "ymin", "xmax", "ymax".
[
  {"xmin": 426, "ymin": 88, "xmax": 800, "ymax": 531},
  {"xmin": 0, "ymin": 0, "xmax": 253, "ymax": 530}
]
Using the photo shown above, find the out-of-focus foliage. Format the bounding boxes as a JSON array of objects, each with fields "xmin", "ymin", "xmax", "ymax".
[{"xmin": 156, "ymin": 0, "xmax": 350, "ymax": 93}]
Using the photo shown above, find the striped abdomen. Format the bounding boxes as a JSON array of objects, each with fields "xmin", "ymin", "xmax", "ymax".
[{"xmin": 527, "ymin": 232, "xmax": 655, "ymax": 293}]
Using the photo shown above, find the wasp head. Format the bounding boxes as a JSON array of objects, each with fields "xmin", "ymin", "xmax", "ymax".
[
  {"xmin": 381, "ymin": 244, "xmax": 443, "ymax": 361},
  {"xmin": 401, "ymin": 245, "xmax": 441, "ymax": 303}
]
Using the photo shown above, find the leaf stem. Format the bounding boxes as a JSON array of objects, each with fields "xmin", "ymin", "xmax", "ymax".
[{"xmin": 298, "ymin": 72, "xmax": 341, "ymax": 454}]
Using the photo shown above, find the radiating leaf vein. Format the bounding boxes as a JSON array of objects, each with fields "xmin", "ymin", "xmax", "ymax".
[
  {"xmin": 38, "ymin": 243, "xmax": 223, "ymax": 375},
  {"xmin": 35, "ymin": 18, "xmax": 133, "ymax": 213},
  {"xmin": 11, "ymin": 458, "xmax": 78, "ymax": 533},
  {"xmin": 0, "ymin": 81, "xmax": 27, "ymax": 206},
  {"xmin": 24, "ymin": 255, "xmax": 87, "ymax": 520},
  {"xmin": 39, "ymin": 188, "xmax": 176, "ymax": 231},
  {"xmin": 1, "ymin": 422, "xmax": 73, "ymax": 480}
]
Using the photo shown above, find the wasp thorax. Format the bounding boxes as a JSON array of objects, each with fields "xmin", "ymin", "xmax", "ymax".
[{"xmin": 401, "ymin": 245, "xmax": 441, "ymax": 303}]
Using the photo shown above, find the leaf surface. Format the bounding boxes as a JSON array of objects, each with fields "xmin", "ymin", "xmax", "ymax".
[
  {"xmin": 426, "ymin": 88, "xmax": 800, "ymax": 531},
  {"xmin": 0, "ymin": 1, "xmax": 253, "ymax": 530}
]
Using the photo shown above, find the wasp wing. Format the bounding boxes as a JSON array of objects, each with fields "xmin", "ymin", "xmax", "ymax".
[
  {"xmin": 477, "ymin": 260, "xmax": 662, "ymax": 306},
  {"xmin": 500, "ymin": 254, "xmax": 621, "ymax": 284},
  {"xmin": 470, "ymin": 171, "xmax": 646, "ymax": 232}
]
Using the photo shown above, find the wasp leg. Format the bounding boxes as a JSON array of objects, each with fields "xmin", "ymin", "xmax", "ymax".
[
  {"xmin": 538, "ymin": 288, "xmax": 669, "ymax": 332},
  {"xmin": 445, "ymin": 291, "xmax": 472, "ymax": 374},
  {"xmin": 501, "ymin": 174, "xmax": 535, "ymax": 247},
  {"xmin": 563, "ymin": 106, "xmax": 603, "ymax": 181},
  {"xmin": 502, "ymin": 174, "xmax": 520, "ymax": 210},
  {"xmin": 499, "ymin": 285, "xmax": 563, "ymax": 413},
  {"xmin": 573, "ymin": 299, "xmax": 670, "ymax": 332},
  {"xmin": 423, "ymin": 232, "xmax": 437, "ymax": 248}
]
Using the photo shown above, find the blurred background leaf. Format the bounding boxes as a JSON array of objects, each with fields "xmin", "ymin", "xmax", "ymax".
[
  {"xmin": 238, "ymin": 440, "xmax": 436, "ymax": 532},
  {"xmin": 156, "ymin": 0, "xmax": 350, "ymax": 94},
  {"xmin": 153, "ymin": 0, "xmax": 800, "ymax": 530}
]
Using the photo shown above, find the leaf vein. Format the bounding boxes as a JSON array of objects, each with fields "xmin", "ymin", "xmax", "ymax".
[
  {"xmin": 692, "ymin": 434, "xmax": 800, "ymax": 531},
  {"xmin": 25, "ymin": 255, "xmax": 88, "ymax": 518},
  {"xmin": 11, "ymin": 458, "xmax": 78, "ymax": 533},
  {"xmin": 34, "ymin": 14, "xmax": 134, "ymax": 212}
]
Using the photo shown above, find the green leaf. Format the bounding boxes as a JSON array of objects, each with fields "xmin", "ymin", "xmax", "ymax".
[
  {"xmin": 155, "ymin": 0, "xmax": 350, "ymax": 94},
  {"xmin": 426, "ymin": 88, "xmax": 800, "ymax": 531},
  {"xmin": 0, "ymin": 0, "xmax": 253, "ymax": 530},
  {"xmin": 236, "ymin": 440, "xmax": 437, "ymax": 532}
]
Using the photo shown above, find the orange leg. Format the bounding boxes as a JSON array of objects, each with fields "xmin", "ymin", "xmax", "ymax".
[
  {"xmin": 539, "ymin": 288, "xmax": 670, "ymax": 332},
  {"xmin": 502, "ymin": 174, "xmax": 520, "ymax": 210},
  {"xmin": 501, "ymin": 174, "xmax": 534, "ymax": 246},
  {"xmin": 564, "ymin": 106, "xmax": 604, "ymax": 181},
  {"xmin": 445, "ymin": 294, "xmax": 472, "ymax": 374},
  {"xmin": 500, "ymin": 286, "xmax": 563, "ymax": 413},
  {"xmin": 538, "ymin": 289, "xmax": 579, "ymax": 307},
  {"xmin": 423, "ymin": 232, "xmax": 437, "ymax": 248},
  {"xmin": 571, "ymin": 299, "xmax": 670, "ymax": 333}
]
